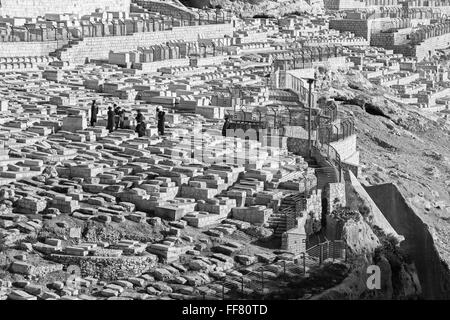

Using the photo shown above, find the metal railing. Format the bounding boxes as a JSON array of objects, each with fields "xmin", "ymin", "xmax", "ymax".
[
  {"xmin": 306, "ymin": 239, "xmax": 347, "ymax": 265},
  {"xmin": 314, "ymin": 138, "xmax": 342, "ymax": 183},
  {"xmin": 317, "ymin": 118, "xmax": 355, "ymax": 145}
]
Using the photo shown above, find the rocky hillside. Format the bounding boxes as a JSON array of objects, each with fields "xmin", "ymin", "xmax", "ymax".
[
  {"xmin": 316, "ymin": 67, "xmax": 450, "ymax": 298},
  {"xmin": 181, "ymin": 0, "xmax": 323, "ymax": 17},
  {"xmin": 313, "ymin": 187, "xmax": 422, "ymax": 300}
]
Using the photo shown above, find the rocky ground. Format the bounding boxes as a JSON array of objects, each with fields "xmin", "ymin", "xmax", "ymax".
[
  {"xmin": 321, "ymin": 69, "xmax": 450, "ymax": 268},
  {"xmin": 182, "ymin": 0, "xmax": 321, "ymax": 17},
  {"xmin": 0, "ymin": 212, "xmax": 347, "ymax": 300}
]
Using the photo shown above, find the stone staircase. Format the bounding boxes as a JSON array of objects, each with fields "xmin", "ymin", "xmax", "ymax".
[
  {"xmin": 268, "ymin": 194, "xmax": 305, "ymax": 237},
  {"xmin": 49, "ymin": 39, "xmax": 83, "ymax": 61},
  {"xmin": 312, "ymin": 166, "xmax": 339, "ymax": 190},
  {"xmin": 268, "ymin": 210, "xmax": 288, "ymax": 237},
  {"xmin": 306, "ymin": 157, "xmax": 339, "ymax": 191},
  {"xmin": 306, "ymin": 232, "xmax": 328, "ymax": 249}
]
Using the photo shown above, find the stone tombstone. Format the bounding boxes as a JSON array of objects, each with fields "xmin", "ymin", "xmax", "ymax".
[
  {"xmin": 153, "ymin": 46, "xmax": 162, "ymax": 61},
  {"xmin": 69, "ymin": 227, "xmax": 82, "ymax": 239}
]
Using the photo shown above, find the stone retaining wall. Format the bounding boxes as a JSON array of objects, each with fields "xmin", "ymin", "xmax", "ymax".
[
  {"xmin": 59, "ymin": 23, "xmax": 234, "ymax": 64},
  {"xmin": 412, "ymin": 32, "xmax": 450, "ymax": 60},
  {"xmin": 49, "ymin": 253, "xmax": 158, "ymax": 280},
  {"xmin": 0, "ymin": 41, "xmax": 63, "ymax": 58},
  {"xmin": 329, "ymin": 19, "xmax": 370, "ymax": 41},
  {"xmin": 0, "ymin": 0, "xmax": 131, "ymax": 17}
]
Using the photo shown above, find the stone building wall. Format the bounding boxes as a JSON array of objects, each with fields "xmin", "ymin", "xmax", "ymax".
[
  {"xmin": 323, "ymin": 182, "xmax": 346, "ymax": 215},
  {"xmin": 285, "ymin": 190, "xmax": 322, "ymax": 235},
  {"xmin": 329, "ymin": 19, "xmax": 370, "ymax": 41},
  {"xmin": 281, "ymin": 228, "xmax": 307, "ymax": 255}
]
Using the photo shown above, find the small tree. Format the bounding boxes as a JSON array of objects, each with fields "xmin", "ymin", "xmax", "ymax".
[{"xmin": 358, "ymin": 204, "xmax": 370, "ymax": 218}]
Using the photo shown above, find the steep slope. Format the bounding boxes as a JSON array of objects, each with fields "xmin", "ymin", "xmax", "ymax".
[
  {"xmin": 318, "ymin": 68, "xmax": 450, "ymax": 298},
  {"xmin": 181, "ymin": 0, "xmax": 322, "ymax": 17}
]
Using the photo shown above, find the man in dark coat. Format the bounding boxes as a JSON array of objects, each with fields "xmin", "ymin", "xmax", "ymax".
[
  {"xmin": 136, "ymin": 110, "xmax": 144, "ymax": 123},
  {"xmin": 135, "ymin": 121, "xmax": 146, "ymax": 137},
  {"xmin": 222, "ymin": 116, "xmax": 230, "ymax": 137},
  {"xmin": 107, "ymin": 106, "xmax": 115, "ymax": 133},
  {"xmin": 114, "ymin": 104, "xmax": 121, "ymax": 130},
  {"xmin": 90, "ymin": 100, "xmax": 98, "ymax": 127},
  {"xmin": 157, "ymin": 107, "xmax": 166, "ymax": 136}
]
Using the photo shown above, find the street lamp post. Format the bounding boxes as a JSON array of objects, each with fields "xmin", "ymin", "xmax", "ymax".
[
  {"xmin": 307, "ymin": 78, "xmax": 313, "ymax": 158},
  {"xmin": 301, "ymin": 77, "xmax": 316, "ymax": 159}
]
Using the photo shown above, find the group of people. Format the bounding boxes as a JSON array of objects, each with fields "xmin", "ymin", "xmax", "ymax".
[
  {"xmin": 107, "ymin": 104, "xmax": 126, "ymax": 133},
  {"xmin": 90, "ymin": 100, "xmax": 126, "ymax": 133},
  {"xmin": 135, "ymin": 107, "xmax": 166, "ymax": 137},
  {"xmin": 89, "ymin": 100, "xmax": 166, "ymax": 138}
]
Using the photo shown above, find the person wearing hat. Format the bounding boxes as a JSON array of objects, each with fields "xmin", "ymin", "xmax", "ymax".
[
  {"xmin": 222, "ymin": 115, "xmax": 230, "ymax": 137},
  {"xmin": 106, "ymin": 106, "xmax": 115, "ymax": 133},
  {"xmin": 119, "ymin": 109, "xmax": 126, "ymax": 129},
  {"xmin": 90, "ymin": 100, "xmax": 98, "ymax": 127},
  {"xmin": 157, "ymin": 107, "xmax": 166, "ymax": 136},
  {"xmin": 114, "ymin": 104, "xmax": 121, "ymax": 130},
  {"xmin": 135, "ymin": 120, "xmax": 147, "ymax": 137},
  {"xmin": 136, "ymin": 110, "xmax": 144, "ymax": 124}
]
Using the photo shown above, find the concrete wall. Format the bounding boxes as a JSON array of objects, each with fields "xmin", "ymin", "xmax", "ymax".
[
  {"xmin": 0, "ymin": 0, "xmax": 131, "ymax": 17},
  {"xmin": 347, "ymin": 171, "xmax": 400, "ymax": 240},
  {"xmin": 365, "ymin": 183, "xmax": 450, "ymax": 299},
  {"xmin": 330, "ymin": 134, "xmax": 360, "ymax": 166}
]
